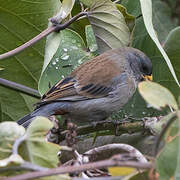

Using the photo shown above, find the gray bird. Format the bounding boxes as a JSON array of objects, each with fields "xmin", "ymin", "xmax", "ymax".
[{"xmin": 17, "ymin": 47, "xmax": 152, "ymax": 127}]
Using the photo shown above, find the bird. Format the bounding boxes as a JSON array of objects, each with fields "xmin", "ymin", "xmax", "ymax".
[{"xmin": 17, "ymin": 47, "xmax": 152, "ymax": 128}]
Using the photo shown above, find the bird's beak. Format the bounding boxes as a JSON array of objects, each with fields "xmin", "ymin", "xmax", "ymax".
[{"xmin": 144, "ymin": 75, "xmax": 153, "ymax": 81}]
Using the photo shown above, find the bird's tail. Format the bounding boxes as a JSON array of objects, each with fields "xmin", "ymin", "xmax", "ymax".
[
  {"xmin": 17, "ymin": 113, "xmax": 35, "ymax": 128},
  {"xmin": 17, "ymin": 102, "xmax": 67, "ymax": 128}
]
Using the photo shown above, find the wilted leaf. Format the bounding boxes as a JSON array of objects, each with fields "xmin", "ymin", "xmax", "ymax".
[
  {"xmin": 21, "ymin": 117, "xmax": 60, "ymax": 168},
  {"xmin": 138, "ymin": 81, "xmax": 178, "ymax": 110},
  {"xmin": 0, "ymin": 0, "xmax": 61, "ymax": 121},
  {"xmin": 81, "ymin": 0, "xmax": 131, "ymax": 53},
  {"xmin": 39, "ymin": 28, "xmax": 96, "ymax": 95},
  {"xmin": 139, "ymin": 0, "xmax": 180, "ymax": 87},
  {"xmin": 0, "ymin": 122, "xmax": 25, "ymax": 159}
]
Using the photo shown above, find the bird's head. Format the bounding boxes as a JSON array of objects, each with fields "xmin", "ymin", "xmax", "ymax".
[{"xmin": 124, "ymin": 47, "xmax": 152, "ymax": 81}]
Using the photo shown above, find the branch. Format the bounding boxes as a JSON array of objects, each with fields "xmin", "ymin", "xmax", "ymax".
[
  {"xmin": 0, "ymin": 78, "xmax": 40, "ymax": 98},
  {"xmin": 0, "ymin": 161, "xmax": 48, "ymax": 173},
  {"xmin": 57, "ymin": 118, "xmax": 147, "ymax": 142},
  {"xmin": 0, "ymin": 12, "xmax": 88, "ymax": 60},
  {"xmin": 5, "ymin": 155, "xmax": 153, "ymax": 180}
]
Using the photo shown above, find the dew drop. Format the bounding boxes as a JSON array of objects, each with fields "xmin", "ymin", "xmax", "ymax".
[
  {"xmin": 63, "ymin": 48, "xmax": 68, "ymax": 52},
  {"xmin": 78, "ymin": 59, "xmax": 83, "ymax": 64},
  {"xmin": 55, "ymin": 67, "xmax": 58, "ymax": 69},
  {"xmin": 52, "ymin": 61, "xmax": 56, "ymax": 65},
  {"xmin": 55, "ymin": 58, "xmax": 59, "ymax": 62},
  {"xmin": 61, "ymin": 54, "xmax": 69, "ymax": 60}
]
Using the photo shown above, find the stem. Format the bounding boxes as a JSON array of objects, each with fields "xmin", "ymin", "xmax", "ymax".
[
  {"xmin": 0, "ymin": 12, "xmax": 88, "ymax": 60},
  {"xmin": 13, "ymin": 134, "xmax": 27, "ymax": 155},
  {"xmin": 0, "ymin": 78, "xmax": 40, "ymax": 98}
]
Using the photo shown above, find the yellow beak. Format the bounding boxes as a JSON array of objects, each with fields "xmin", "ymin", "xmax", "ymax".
[{"xmin": 144, "ymin": 75, "xmax": 153, "ymax": 81}]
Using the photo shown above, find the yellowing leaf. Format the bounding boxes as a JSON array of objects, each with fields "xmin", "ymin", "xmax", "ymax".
[
  {"xmin": 138, "ymin": 81, "xmax": 178, "ymax": 110},
  {"xmin": 108, "ymin": 166, "xmax": 136, "ymax": 176}
]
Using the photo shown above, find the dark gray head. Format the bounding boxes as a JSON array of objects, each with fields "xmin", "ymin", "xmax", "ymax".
[{"xmin": 124, "ymin": 47, "xmax": 152, "ymax": 81}]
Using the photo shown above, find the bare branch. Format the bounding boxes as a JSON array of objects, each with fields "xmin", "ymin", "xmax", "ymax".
[{"xmin": 0, "ymin": 12, "xmax": 88, "ymax": 60}]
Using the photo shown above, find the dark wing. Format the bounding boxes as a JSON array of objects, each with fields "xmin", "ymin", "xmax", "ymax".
[{"xmin": 39, "ymin": 76, "xmax": 113, "ymax": 105}]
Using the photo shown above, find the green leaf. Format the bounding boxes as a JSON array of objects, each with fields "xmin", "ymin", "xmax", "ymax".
[
  {"xmin": 0, "ymin": 0, "xmax": 61, "ymax": 121},
  {"xmin": 163, "ymin": 27, "xmax": 180, "ymax": 88},
  {"xmin": 21, "ymin": 117, "xmax": 60, "ymax": 168},
  {"xmin": 138, "ymin": 81, "xmax": 178, "ymax": 110},
  {"xmin": 139, "ymin": 0, "xmax": 180, "ymax": 87},
  {"xmin": 81, "ymin": 0, "xmax": 131, "ymax": 53},
  {"xmin": 156, "ymin": 126, "xmax": 179, "ymax": 180},
  {"xmin": 85, "ymin": 25, "xmax": 98, "ymax": 53},
  {"xmin": 175, "ymin": 111, "xmax": 180, "ymax": 179},
  {"xmin": 120, "ymin": 0, "xmax": 141, "ymax": 17},
  {"xmin": 39, "ymin": 28, "xmax": 96, "ymax": 95},
  {"xmin": 0, "ymin": 122, "xmax": 25, "ymax": 159}
]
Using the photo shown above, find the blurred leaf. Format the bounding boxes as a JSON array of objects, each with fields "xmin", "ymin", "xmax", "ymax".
[
  {"xmin": 81, "ymin": 0, "xmax": 131, "ymax": 53},
  {"xmin": 164, "ymin": 27, "xmax": 180, "ymax": 87},
  {"xmin": 152, "ymin": 0, "xmax": 178, "ymax": 43},
  {"xmin": 51, "ymin": 0, "xmax": 75, "ymax": 23},
  {"xmin": 138, "ymin": 81, "xmax": 178, "ymax": 110},
  {"xmin": 39, "ymin": 27, "xmax": 96, "ymax": 95},
  {"xmin": 0, "ymin": 122, "xmax": 25, "ymax": 159},
  {"xmin": 0, "ymin": 0, "xmax": 61, "ymax": 121},
  {"xmin": 139, "ymin": 0, "xmax": 180, "ymax": 87},
  {"xmin": 108, "ymin": 167, "xmax": 136, "ymax": 176},
  {"xmin": 21, "ymin": 117, "xmax": 60, "ymax": 168}
]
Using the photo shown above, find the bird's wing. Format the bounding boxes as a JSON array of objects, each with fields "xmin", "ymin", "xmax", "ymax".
[{"xmin": 40, "ymin": 50, "xmax": 126, "ymax": 103}]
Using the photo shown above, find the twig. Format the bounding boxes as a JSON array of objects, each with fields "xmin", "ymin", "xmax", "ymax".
[
  {"xmin": 0, "ymin": 78, "xmax": 40, "ymax": 98},
  {"xmin": 12, "ymin": 134, "xmax": 27, "ymax": 155},
  {"xmin": 154, "ymin": 113, "xmax": 177, "ymax": 156},
  {"xmin": 5, "ymin": 155, "xmax": 153, "ymax": 180},
  {"xmin": 0, "ymin": 12, "xmax": 88, "ymax": 60}
]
